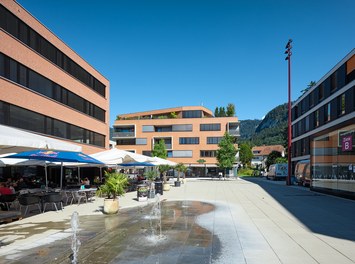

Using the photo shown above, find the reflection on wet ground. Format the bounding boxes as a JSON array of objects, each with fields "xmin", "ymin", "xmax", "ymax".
[{"xmin": 0, "ymin": 201, "xmax": 222, "ymax": 264}]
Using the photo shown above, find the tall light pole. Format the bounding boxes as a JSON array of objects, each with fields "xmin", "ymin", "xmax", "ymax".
[{"xmin": 285, "ymin": 39, "xmax": 292, "ymax": 186}]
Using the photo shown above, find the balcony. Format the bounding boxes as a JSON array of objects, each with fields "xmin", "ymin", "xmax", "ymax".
[{"xmin": 112, "ymin": 132, "xmax": 135, "ymax": 138}]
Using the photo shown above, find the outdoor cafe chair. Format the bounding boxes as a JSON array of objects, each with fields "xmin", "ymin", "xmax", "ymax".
[
  {"xmin": 61, "ymin": 190, "xmax": 73, "ymax": 205},
  {"xmin": 71, "ymin": 191, "xmax": 87, "ymax": 205},
  {"xmin": 42, "ymin": 193, "xmax": 63, "ymax": 213},
  {"xmin": 18, "ymin": 195, "xmax": 42, "ymax": 216},
  {"xmin": 0, "ymin": 194, "xmax": 18, "ymax": 211}
]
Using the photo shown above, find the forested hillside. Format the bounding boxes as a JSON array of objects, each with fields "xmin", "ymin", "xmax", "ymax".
[
  {"xmin": 239, "ymin": 119, "xmax": 262, "ymax": 140},
  {"xmin": 239, "ymin": 103, "xmax": 288, "ymax": 146}
]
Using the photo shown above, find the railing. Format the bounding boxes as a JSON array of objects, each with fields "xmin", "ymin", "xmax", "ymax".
[
  {"xmin": 228, "ymin": 130, "xmax": 240, "ymax": 136},
  {"xmin": 112, "ymin": 132, "xmax": 135, "ymax": 138}
]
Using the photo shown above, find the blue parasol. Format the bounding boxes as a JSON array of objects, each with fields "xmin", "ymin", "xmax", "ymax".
[
  {"xmin": 3, "ymin": 150, "xmax": 104, "ymax": 164},
  {"xmin": 119, "ymin": 162, "xmax": 155, "ymax": 167},
  {"xmin": 3, "ymin": 150, "xmax": 104, "ymax": 189}
]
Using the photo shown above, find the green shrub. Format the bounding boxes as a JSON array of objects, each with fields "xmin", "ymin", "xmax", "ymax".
[{"xmin": 237, "ymin": 168, "xmax": 254, "ymax": 176}]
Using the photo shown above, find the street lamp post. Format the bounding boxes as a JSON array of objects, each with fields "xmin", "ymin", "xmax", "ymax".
[{"xmin": 285, "ymin": 39, "xmax": 292, "ymax": 186}]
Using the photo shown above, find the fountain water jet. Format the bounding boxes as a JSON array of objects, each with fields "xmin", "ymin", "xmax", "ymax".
[{"xmin": 70, "ymin": 211, "xmax": 81, "ymax": 264}]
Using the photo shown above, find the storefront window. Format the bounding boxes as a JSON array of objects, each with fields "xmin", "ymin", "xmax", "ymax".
[{"xmin": 311, "ymin": 124, "xmax": 355, "ymax": 192}]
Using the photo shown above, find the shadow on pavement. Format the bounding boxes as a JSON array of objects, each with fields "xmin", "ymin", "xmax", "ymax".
[{"xmin": 243, "ymin": 177, "xmax": 355, "ymax": 242}]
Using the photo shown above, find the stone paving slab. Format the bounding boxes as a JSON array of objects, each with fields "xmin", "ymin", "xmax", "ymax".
[{"xmin": 0, "ymin": 177, "xmax": 355, "ymax": 263}]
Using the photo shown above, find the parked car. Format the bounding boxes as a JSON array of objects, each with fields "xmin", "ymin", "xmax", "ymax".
[
  {"xmin": 294, "ymin": 160, "xmax": 310, "ymax": 186},
  {"xmin": 267, "ymin": 163, "xmax": 288, "ymax": 180}
]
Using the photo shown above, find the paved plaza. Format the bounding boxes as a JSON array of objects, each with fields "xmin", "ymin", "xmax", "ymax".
[{"xmin": 0, "ymin": 177, "xmax": 355, "ymax": 263}]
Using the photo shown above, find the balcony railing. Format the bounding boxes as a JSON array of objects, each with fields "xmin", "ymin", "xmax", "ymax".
[
  {"xmin": 112, "ymin": 132, "xmax": 135, "ymax": 138},
  {"xmin": 228, "ymin": 130, "xmax": 240, "ymax": 136}
]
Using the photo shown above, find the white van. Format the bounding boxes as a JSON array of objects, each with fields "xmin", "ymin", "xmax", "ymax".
[{"xmin": 267, "ymin": 163, "xmax": 288, "ymax": 180}]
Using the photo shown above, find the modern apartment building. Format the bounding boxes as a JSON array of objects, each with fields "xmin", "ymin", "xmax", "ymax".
[
  {"xmin": 113, "ymin": 106, "xmax": 240, "ymax": 176},
  {"xmin": 291, "ymin": 49, "xmax": 355, "ymax": 198},
  {"xmin": 0, "ymin": 1, "xmax": 110, "ymax": 154}
]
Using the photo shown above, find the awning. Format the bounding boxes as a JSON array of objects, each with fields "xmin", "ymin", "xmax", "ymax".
[{"xmin": 0, "ymin": 125, "xmax": 82, "ymax": 154}]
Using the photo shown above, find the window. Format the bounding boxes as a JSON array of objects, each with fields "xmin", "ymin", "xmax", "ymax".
[
  {"xmin": 69, "ymin": 126, "xmax": 84, "ymax": 143},
  {"xmin": 326, "ymin": 103, "xmax": 331, "ymax": 122},
  {"xmin": 0, "ymin": 101, "xmax": 106, "ymax": 147},
  {"xmin": 172, "ymin": 150, "xmax": 192, "ymax": 158},
  {"xmin": 0, "ymin": 5, "xmax": 106, "ymax": 97},
  {"xmin": 182, "ymin": 110, "xmax": 202, "ymax": 118},
  {"xmin": 339, "ymin": 94, "xmax": 346, "ymax": 115},
  {"xmin": 142, "ymin": 125, "xmax": 154, "ymax": 132},
  {"xmin": 136, "ymin": 138, "xmax": 147, "ymax": 145},
  {"xmin": 172, "ymin": 124, "xmax": 192, "ymax": 131},
  {"xmin": 309, "ymin": 91, "xmax": 314, "ymax": 107},
  {"xmin": 142, "ymin": 151, "xmax": 152, "ymax": 157},
  {"xmin": 200, "ymin": 123, "xmax": 221, "ymax": 131},
  {"xmin": 179, "ymin": 137, "xmax": 199, "ymax": 144},
  {"xmin": 0, "ymin": 52, "xmax": 105, "ymax": 122},
  {"xmin": 315, "ymin": 110, "xmax": 319, "ymax": 127},
  {"xmin": 305, "ymin": 115, "xmax": 310, "ymax": 132},
  {"xmin": 318, "ymin": 84, "xmax": 324, "ymax": 101},
  {"xmin": 116, "ymin": 139, "xmax": 136, "ymax": 145},
  {"xmin": 207, "ymin": 137, "xmax": 222, "ymax": 144},
  {"xmin": 0, "ymin": 53, "xmax": 4, "ymax": 76},
  {"xmin": 9, "ymin": 104, "xmax": 45, "ymax": 133},
  {"xmin": 330, "ymin": 72, "xmax": 337, "ymax": 92},
  {"xmin": 200, "ymin": 150, "xmax": 216, "ymax": 157},
  {"xmin": 155, "ymin": 126, "xmax": 172, "ymax": 132}
]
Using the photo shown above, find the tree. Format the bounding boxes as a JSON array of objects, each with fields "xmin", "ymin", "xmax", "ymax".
[
  {"xmin": 265, "ymin": 151, "xmax": 282, "ymax": 169},
  {"xmin": 275, "ymin": 157, "xmax": 287, "ymax": 164},
  {"xmin": 175, "ymin": 163, "xmax": 187, "ymax": 182},
  {"xmin": 239, "ymin": 143, "xmax": 253, "ymax": 166},
  {"xmin": 158, "ymin": 164, "xmax": 171, "ymax": 184},
  {"xmin": 226, "ymin": 103, "xmax": 235, "ymax": 117},
  {"xmin": 197, "ymin": 159, "xmax": 207, "ymax": 176},
  {"xmin": 301, "ymin": 81, "xmax": 316, "ymax": 94},
  {"xmin": 152, "ymin": 139, "xmax": 167, "ymax": 159},
  {"xmin": 216, "ymin": 132, "xmax": 237, "ymax": 175},
  {"xmin": 219, "ymin": 107, "xmax": 226, "ymax": 117},
  {"xmin": 214, "ymin": 107, "xmax": 219, "ymax": 117}
]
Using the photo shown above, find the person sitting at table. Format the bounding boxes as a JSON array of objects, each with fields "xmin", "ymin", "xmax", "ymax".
[
  {"xmin": 16, "ymin": 177, "xmax": 28, "ymax": 190},
  {"xmin": 0, "ymin": 182, "xmax": 14, "ymax": 195},
  {"xmin": 81, "ymin": 177, "xmax": 90, "ymax": 186}
]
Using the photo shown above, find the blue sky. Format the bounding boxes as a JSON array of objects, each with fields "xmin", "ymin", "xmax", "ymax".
[{"xmin": 18, "ymin": 0, "xmax": 355, "ymax": 125}]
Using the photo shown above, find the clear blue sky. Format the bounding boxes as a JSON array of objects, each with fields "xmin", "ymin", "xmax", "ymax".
[{"xmin": 18, "ymin": 0, "xmax": 355, "ymax": 125}]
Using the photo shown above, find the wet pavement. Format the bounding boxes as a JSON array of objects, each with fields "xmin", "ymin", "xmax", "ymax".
[
  {"xmin": 1, "ymin": 200, "xmax": 220, "ymax": 264},
  {"xmin": 1, "ymin": 177, "xmax": 355, "ymax": 264}
]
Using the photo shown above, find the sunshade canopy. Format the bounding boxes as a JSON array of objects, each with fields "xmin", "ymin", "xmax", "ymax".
[
  {"xmin": 3, "ymin": 150, "xmax": 103, "ymax": 164},
  {"xmin": 90, "ymin": 148, "xmax": 154, "ymax": 165},
  {"xmin": 0, "ymin": 125, "xmax": 82, "ymax": 154}
]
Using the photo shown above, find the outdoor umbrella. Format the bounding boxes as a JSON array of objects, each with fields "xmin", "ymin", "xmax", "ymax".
[
  {"xmin": 0, "ymin": 124, "xmax": 82, "ymax": 154},
  {"xmin": 119, "ymin": 162, "xmax": 155, "ymax": 167},
  {"xmin": 3, "ymin": 150, "xmax": 104, "ymax": 188}
]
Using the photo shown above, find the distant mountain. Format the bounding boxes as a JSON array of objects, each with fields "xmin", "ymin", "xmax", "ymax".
[
  {"xmin": 239, "ymin": 103, "xmax": 288, "ymax": 146},
  {"xmin": 239, "ymin": 119, "xmax": 262, "ymax": 139}
]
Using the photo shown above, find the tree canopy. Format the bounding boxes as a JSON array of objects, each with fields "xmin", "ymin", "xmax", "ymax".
[
  {"xmin": 151, "ymin": 139, "xmax": 167, "ymax": 159},
  {"xmin": 216, "ymin": 132, "xmax": 237, "ymax": 170},
  {"xmin": 265, "ymin": 150, "xmax": 282, "ymax": 169},
  {"xmin": 239, "ymin": 143, "xmax": 253, "ymax": 166},
  {"xmin": 214, "ymin": 103, "xmax": 235, "ymax": 117}
]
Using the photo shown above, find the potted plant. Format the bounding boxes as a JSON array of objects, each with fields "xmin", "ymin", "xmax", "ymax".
[
  {"xmin": 144, "ymin": 169, "xmax": 158, "ymax": 199},
  {"xmin": 158, "ymin": 164, "xmax": 171, "ymax": 191},
  {"xmin": 96, "ymin": 171, "xmax": 128, "ymax": 214},
  {"xmin": 175, "ymin": 163, "xmax": 187, "ymax": 186}
]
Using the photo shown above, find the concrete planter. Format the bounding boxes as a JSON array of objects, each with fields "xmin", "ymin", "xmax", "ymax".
[
  {"xmin": 163, "ymin": 183, "xmax": 171, "ymax": 191},
  {"xmin": 103, "ymin": 198, "xmax": 119, "ymax": 214},
  {"xmin": 174, "ymin": 181, "xmax": 181, "ymax": 187}
]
